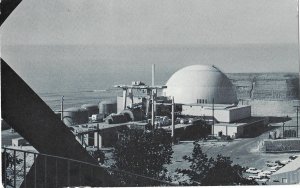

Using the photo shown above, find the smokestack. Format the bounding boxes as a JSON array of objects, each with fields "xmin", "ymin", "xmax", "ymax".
[
  {"xmin": 152, "ymin": 64, "xmax": 155, "ymax": 86},
  {"xmin": 298, "ymin": 0, "xmax": 300, "ymax": 99}
]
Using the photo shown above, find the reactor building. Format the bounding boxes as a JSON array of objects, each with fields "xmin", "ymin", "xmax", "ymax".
[{"xmin": 163, "ymin": 65, "xmax": 266, "ymax": 138}]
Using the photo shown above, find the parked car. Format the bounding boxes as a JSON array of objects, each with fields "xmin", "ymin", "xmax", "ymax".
[
  {"xmin": 248, "ymin": 175, "xmax": 260, "ymax": 180},
  {"xmin": 270, "ymin": 165, "xmax": 283, "ymax": 171},
  {"xmin": 270, "ymin": 169, "xmax": 277, "ymax": 173},
  {"xmin": 279, "ymin": 160, "xmax": 291, "ymax": 165},
  {"xmin": 256, "ymin": 177, "xmax": 269, "ymax": 183},
  {"xmin": 266, "ymin": 161, "xmax": 277, "ymax": 167},
  {"xmin": 258, "ymin": 171, "xmax": 272, "ymax": 177},
  {"xmin": 179, "ymin": 118, "xmax": 188, "ymax": 124},
  {"xmin": 289, "ymin": 155, "xmax": 298, "ymax": 160},
  {"xmin": 246, "ymin": 167, "xmax": 262, "ymax": 174}
]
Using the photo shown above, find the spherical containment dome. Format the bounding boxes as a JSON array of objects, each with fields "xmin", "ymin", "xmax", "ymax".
[{"xmin": 163, "ymin": 65, "xmax": 238, "ymax": 104}]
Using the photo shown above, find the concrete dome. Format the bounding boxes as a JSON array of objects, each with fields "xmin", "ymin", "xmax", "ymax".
[{"xmin": 163, "ymin": 65, "xmax": 238, "ymax": 104}]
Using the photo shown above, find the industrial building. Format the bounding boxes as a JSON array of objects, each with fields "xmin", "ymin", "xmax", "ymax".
[
  {"xmin": 163, "ymin": 65, "xmax": 251, "ymax": 121},
  {"xmin": 213, "ymin": 117, "xmax": 268, "ymax": 138},
  {"xmin": 270, "ymin": 157, "xmax": 300, "ymax": 184},
  {"xmin": 160, "ymin": 65, "xmax": 259, "ymax": 138},
  {"xmin": 181, "ymin": 104, "xmax": 251, "ymax": 123}
]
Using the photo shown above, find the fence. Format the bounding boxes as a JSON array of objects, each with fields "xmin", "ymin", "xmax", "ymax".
[{"xmin": 2, "ymin": 147, "xmax": 176, "ymax": 187}]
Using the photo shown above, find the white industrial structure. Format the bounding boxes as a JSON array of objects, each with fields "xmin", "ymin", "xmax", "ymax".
[
  {"xmin": 163, "ymin": 65, "xmax": 251, "ymax": 122},
  {"xmin": 163, "ymin": 65, "xmax": 238, "ymax": 104},
  {"xmin": 181, "ymin": 104, "xmax": 251, "ymax": 123},
  {"xmin": 162, "ymin": 64, "xmax": 264, "ymax": 138}
]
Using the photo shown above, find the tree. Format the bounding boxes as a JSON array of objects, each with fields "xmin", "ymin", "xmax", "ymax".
[
  {"xmin": 176, "ymin": 141, "xmax": 214, "ymax": 185},
  {"xmin": 113, "ymin": 128, "xmax": 173, "ymax": 186},
  {"xmin": 201, "ymin": 155, "xmax": 257, "ymax": 186},
  {"xmin": 176, "ymin": 141, "xmax": 257, "ymax": 186}
]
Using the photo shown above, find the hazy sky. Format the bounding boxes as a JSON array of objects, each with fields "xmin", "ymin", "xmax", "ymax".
[
  {"xmin": 1, "ymin": 0, "xmax": 299, "ymax": 93},
  {"xmin": 1, "ymin": 0, "xmax": 298, "ymax": 45}
]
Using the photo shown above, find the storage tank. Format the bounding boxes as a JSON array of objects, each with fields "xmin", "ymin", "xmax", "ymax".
[
  {"xmin": 81, "ymin": 104, "xmax": 99, "ymax": 117},
  {"xmin": 121, "ymin": 109, "xmax": 144, "ymax": 121},
  {"xmin": 63, "ymin": 107, "xmax": 89, "ymax": 126},
  {"xmin": 105, "ymin": 114, "xmax": 128, "ymax": 124},
  {"xmin": 99, "ymin": 99, "xmax": 117, "ymax": 117}
]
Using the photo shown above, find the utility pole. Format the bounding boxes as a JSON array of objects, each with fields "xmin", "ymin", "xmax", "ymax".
[
  {"xmin": 171, "ymin": 96, "xmax": 175, "ymax": 139},
  {"xmin": 296, "ymin": 106, "xmax": 299, "ymax": 138},
  {"xmin": 151, "ymin": 91, "xmax": 155, "ymax": 129},
  {"xmin": 212, "ymin": 98, "xmax": 214, "ymax": 135},
  {"xmin": 97, "ymin": 124, "xmax": 100, "ymax": 150},
  {"xmin": 294, "ymin": 105, "xmax": 300, "ymax": 138},
  {"xmin": 61, "ymin": 96, "xmax": 64, "ymax": 121}
]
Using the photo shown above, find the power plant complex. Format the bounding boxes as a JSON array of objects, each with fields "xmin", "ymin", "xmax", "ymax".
[{"xmin": 56, "ymin": 64, "xmax": 271, "ymax": 149}]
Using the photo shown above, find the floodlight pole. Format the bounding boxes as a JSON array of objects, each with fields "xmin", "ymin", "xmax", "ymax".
[{"xmin": 61, "ymin": 96, "xmax": 64, "ymax": 121}]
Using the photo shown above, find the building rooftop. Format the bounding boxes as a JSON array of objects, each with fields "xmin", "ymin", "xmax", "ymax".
[
  {"xmin": 214, "ymin": 117, "xmax": 265, "ymax": 127},
  {"xmin": 183, "ymin": 103, "xmax": 250, "ymax": 110},
  {"xmin": 272, "ymin": 156, "xmax": 300, "ymax": 175}
]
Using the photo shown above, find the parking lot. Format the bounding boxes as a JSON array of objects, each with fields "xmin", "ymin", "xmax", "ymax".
[{"xmin": 167, "ymin": 123, "xmax": 300, "ymax": 184}]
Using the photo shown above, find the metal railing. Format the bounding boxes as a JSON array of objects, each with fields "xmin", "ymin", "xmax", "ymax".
[{"xmin": 2, "ymin": 147, "xmax": 176, "ymax": 187}]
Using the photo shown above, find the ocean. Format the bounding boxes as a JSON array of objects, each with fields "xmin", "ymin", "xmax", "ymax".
[{"xmin": 2, "ymin": 44, "xmax": 298, "ymax": 111}]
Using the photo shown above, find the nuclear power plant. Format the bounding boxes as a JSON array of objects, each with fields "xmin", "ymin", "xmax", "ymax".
[{"xmin": 53, "ymin": 64, "xmax": 272, "ymax": 148}]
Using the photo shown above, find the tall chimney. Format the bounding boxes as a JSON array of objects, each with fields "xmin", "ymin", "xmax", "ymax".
[
  {"xmin": 152, "ymin": 64, "xmax": 155, "ymax": 86},
  {"xmin": 298, "ymin": 0, "xmax": 300, "ymax": 99}
]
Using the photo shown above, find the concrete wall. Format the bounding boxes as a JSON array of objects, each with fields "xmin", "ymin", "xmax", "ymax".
[
  {"xmin": 264, "ymin": 138, "xmax": 300, "ymax": 152},
  {"xmin": 229, "ymin": 106, "xmax": 251, "ymax": 122},
  {"xmin": 241, "ymin": 100, "xmax": 300, "ymax": 117},
  {"xmin": 182, "ymin": 105, "xmax": 251, "ymax": 123},
  {"xmin": 228, "ymin": 73, "xmax": 299, "ymax": 100}
]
